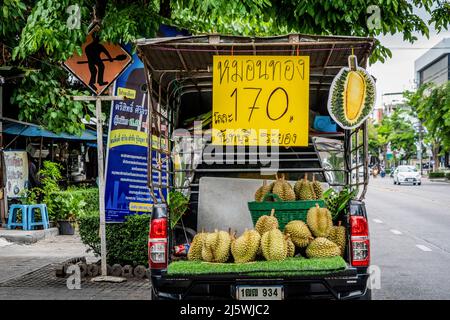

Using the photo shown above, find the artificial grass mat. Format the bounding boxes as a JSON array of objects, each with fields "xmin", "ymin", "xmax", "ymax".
[{"xmin": 167, "ymin": 256, "xmax": 347, "ymax": 277}]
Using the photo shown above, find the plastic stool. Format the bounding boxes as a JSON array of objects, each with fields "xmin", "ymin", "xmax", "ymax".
[
  {"xmin": 7, "ymin": 204, "xmax": 29, "ymax": 230},
  {"xmin": 27, "ymin": 204, "xmax": 50, "ymax": 230}
]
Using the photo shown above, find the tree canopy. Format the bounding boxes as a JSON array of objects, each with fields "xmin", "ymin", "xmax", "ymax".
[{"xmin": 1, "ymin": 0, "xmax": 450, "ymax": 133}]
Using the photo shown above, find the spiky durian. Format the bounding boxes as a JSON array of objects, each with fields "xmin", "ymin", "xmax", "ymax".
[
  {"xmin": 254, "ymin": 180, "xmax": 272, "ymax": 202},
  {"xmin": 188, "ymin": 231, "xmax": 207, "ymax": 261},
  {"xmin": 307, "ymin": 204, "xmax": 333, "ymax": 238},
  {"xmin": 284, "ymin": 220, "xmax": 314, "ymax": 248},
  {"xmin": 327, "ymin": 221, "xmax": 346, "ymax": 256},
  {"xmin": 328, "ymin": 54, "xmax": 376, "ymax": 129},
  {"xmin": 231, "ymin": 229, "xmax": 261, "ymax": 263},
  {"xmin": 306, "ymin": 237, "xmax": 341, "ymax": 258},
  {"xmin": 311, "ymin": 175, "xmax": 323, "ymax": 200},
  {"xmin": 296, "ymin": 175, "xmax": 314, "ymax": 200},
  {"xmin": 285, "ymin": 235, "xmax": 295, "ymax": 257},
  {"xmin": 255, "ymin": 209, "xmax": 279, "ymax": 235},
  {"xmin": 272, "ymin": 174, "xmax": 296, "ymax": 201},
  {"xmin": 261, "ymin": 229, "xmax": 287, "ymax": 261},
  {"xmin": 201, "ymin": 229, "xmax": 231, "ymax": 263}
]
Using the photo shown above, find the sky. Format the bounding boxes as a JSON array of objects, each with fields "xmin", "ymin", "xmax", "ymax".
[{"xmin": 367, "ymin": 5, "xmax": 450, "ymax": 107}]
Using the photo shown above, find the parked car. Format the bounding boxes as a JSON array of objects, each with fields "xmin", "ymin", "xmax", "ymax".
[{"xmin": 393, "ymin": 165, "xmax": 421, "ymax": 185}]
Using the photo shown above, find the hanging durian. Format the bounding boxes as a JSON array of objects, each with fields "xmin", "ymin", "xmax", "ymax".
[
  {"xmin": 188, "ymin": 230, "xmax": 207, "ymax": 261},
  {"xmin": 306, "ymin": 204, "xmax": 333, "ymax": 238},
  {"xmin": 261, "ymin": 229, "xmax": 287, "ymax": 261},
  {"xmin": 284, "ymin": 220, "xmax": 314, "ymax": 248},
  {"xmin": 254, "ymin": 180, "xmax": 272, "ymax": 202},
  {"xmin": 327, "ymin": 221, "xmax": 346, "ymax": 256},
  {"xmin": 328, "ymin": 53, "xmax": 376, "ymax": 129},
  {"xmin": 272, "ymin": 174, "xmax": 296, "ymax": 201},
  {"xmin": 231, "ymin": 229, "xmax": 261, "ymax": 263},
  {"xmin": 201, "ymin": 229, "xmax": 231, "ymax": 263},
  {"xmin": 306, "ymin": 237, "xmax": 341, "ymax": 259},
  {"xmin": 255, "ymin": 209, "xmax": 279, "ymax": 235}
]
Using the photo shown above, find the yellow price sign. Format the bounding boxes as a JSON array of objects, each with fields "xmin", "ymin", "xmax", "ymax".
[{"xmin": 212, "ymin": 55, "xmax": 310, "ymax": 146}]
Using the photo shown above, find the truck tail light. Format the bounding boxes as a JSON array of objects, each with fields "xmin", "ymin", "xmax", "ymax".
[
  {"xmin": 350, "ymin": 215, "xmax": 370, "ymax": 267},
  {"xmin": 148, "ymin": 218, "xmax": 168, "ymax": 269}
]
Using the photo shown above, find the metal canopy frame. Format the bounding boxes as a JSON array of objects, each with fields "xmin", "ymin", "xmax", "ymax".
[{"xmin": 136, "ymin": 34, "xmax": 375, "ymax": 202}]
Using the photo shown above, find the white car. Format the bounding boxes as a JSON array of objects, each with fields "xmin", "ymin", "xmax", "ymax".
[{"xmin": 393, "ymin": 165, "xmax": 421, "ymax": 185}]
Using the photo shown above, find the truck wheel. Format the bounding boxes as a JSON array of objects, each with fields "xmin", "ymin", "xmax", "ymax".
[
  {"xmin": 150, "ymin": 287, "xmax": 159, "ymax": 300},
  {"xmin": 356, "ymin": 288, "xmax": 372, "ymax": 300}
]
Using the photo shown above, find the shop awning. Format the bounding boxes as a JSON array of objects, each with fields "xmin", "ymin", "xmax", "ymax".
[{"xmin": 1, "ymin": 120, "xmax": 97, "ymax": 141}]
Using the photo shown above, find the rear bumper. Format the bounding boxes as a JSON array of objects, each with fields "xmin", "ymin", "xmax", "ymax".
[{"xmin": 150, "ymin": 271, "xmax": 370, "ymax": 300}]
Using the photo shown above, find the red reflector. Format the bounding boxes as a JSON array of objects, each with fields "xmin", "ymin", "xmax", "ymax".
[
  {"xmin": 350, "ymin": 216, "xmax": 369, "ymax": 237},
  {"xmin": 150, "ymin": 218, "xmax": 167, "ymax": 238}
]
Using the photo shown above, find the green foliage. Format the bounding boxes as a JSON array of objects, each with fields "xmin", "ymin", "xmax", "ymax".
[
  {"xmin": 405, "ymin": 82, "xmax": 450, "ymax": 171},
  {"xmin": 11, "ymin": 67, "xmax": 95, "ymax": 135},
  {"xmin": 168, "ymin": 191, "xmax": 189, "ymax": 228},
  {"xmin": 78, "ymin": 212, "xmax": 150, "ymax": 266},
  {"xmin": 429, "ymin": 172, "xmax": 445, "ymax": 179},
  {"xmin": 2, "ymin": 0, "xmax": 450, "ymax": 135},
  {"xmin": 323, "ymin": 187, "xmax": 357, "ymax": 221},
  {"xmin": 46, "ymin": 188, "xmax": 98, "ymax": 221},
  {"xmin": 446, "ymin": 173, "xmax": 450, "ymax": 180}
]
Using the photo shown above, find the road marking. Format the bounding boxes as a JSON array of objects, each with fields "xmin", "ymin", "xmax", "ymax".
[
  {"xmin": 390, "ymin": 229, "xmax": 402, "ymax": 235},
  {"xmin": 373, "ymin": 219, "xmax": 383, "ymax": 224},
  {"xmin": 416, "ymin": 245, "xmax": 432, "ymax": 252}
]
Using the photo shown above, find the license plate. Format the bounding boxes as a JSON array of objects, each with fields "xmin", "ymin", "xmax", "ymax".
[{"xmin": 236, "ymin": 285, "xmax": 284, "ymax": 300}]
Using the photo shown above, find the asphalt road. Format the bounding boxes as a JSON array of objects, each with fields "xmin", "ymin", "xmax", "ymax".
[{"xmin": 366, "ymin": 176, "xmax": 450, "ymax": 300}]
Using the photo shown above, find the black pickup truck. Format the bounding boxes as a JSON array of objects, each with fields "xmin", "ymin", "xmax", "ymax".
[{"xmin": 136, "ymin": 34, "xmax": 374, "ymax": 300}]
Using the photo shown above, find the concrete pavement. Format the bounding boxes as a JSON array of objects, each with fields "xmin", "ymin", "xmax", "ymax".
[{"xmin": 366, "ymin": 176, "xmax": 450, "ymax": 299}]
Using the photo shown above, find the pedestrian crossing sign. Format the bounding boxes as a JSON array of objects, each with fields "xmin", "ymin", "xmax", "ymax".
[{"xmin": 63, "ymin": 27, "xmax": 132, "ymax": 95}]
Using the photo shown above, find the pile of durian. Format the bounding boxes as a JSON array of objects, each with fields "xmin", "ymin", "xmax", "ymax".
[
  {"xmin": 187, "ymin": 206, "xmax": 346, "ymax": 264},
  {"xmin": 254, "ymin": 174, "xmax": 323, "ymax": 202}
]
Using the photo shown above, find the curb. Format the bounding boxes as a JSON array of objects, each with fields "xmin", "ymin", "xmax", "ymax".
[{"xmin": 0, "ymin": 227, "xmax": 59, "ymax": 244}]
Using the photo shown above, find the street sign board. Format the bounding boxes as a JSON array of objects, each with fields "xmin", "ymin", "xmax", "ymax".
[
  {"xmin": 64, "ymin": 28, "xmax": 132, "ymax": 95},
  {"xmin": 212, "ymin": 55, "xmax": 310, "ymax": 147}
]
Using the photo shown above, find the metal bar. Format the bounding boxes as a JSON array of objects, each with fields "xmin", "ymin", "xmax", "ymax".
[{"xmin": 174, "ymin": 168, "xmax": 346, "ymax": 173}]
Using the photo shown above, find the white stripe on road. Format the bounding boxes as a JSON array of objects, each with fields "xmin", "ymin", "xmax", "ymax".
[
  {"xmin": 416, "ymin": 245, "xmax": 432, "ymax": 252},
  {"xmin": 390, "ymin": 229, "xmax": 402, "ymax": 235},
  {"xmin": 373, "ymin": 219, "xmax": 383, "ymax": 224}
]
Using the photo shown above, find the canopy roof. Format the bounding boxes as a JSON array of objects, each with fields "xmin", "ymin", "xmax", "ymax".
[
  {"xmin": 135, "ymin": 34, "xmax": 376, "ymax": 112},
  {"xmin": 2, "ymin": 119, "xmax": 97, "ymax": 141}
]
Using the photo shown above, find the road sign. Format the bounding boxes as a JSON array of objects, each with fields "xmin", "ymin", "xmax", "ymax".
[
  {"xmin": 64, "ymin": 28, "xmax": 132, "ymax": 95},
  {"xmin": 212, "ymin": 55, "xmax": 310, "ymax": 147}
]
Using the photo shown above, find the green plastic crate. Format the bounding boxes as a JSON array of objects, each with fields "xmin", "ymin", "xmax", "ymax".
[{"xmin": 248, "ymin": 193, "xmax": 325, "ymax": 230}]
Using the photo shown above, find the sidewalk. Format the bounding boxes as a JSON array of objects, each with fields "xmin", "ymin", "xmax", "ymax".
[
  {"xmin": 0, "ymin": 228, "xmax": 59, "ymax": 244},
  {"xmin": 0, "ymin": 234, "xmax": 150, "ymax": 299}
]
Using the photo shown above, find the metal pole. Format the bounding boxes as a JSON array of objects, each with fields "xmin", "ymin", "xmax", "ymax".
[
  {"xmin": 95, "ymin": 97, "xmax": 107, "ymax": 277},
  {"xmin": 73, "ymin": 95, "xmax": 124, "ymax": 281}
]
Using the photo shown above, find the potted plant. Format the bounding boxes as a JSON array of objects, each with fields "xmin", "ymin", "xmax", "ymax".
[{"xmin": 54, "ymin": 193, "xmax": 86, "ymax": 235}]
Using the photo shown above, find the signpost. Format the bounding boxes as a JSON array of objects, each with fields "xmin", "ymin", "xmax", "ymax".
[
  {"xmin": 66, "ymin": 26, "xmax": 132, "ymax": 282},
  {"xmin": 212, "ymin": 56, "xmax": 310, "ymax": 147},
  {"xmin": 63, "ymin": 27, "xmax": 132, "ymax": 96}
]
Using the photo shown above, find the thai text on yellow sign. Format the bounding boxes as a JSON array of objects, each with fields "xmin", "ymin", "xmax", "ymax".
[{"xmin": 212, "ymin": 55, "xmax": 310, "ymax": 146}]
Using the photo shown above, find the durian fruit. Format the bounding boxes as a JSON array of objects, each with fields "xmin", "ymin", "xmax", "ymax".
[
  {"xmin": 306, "ymin": 237, "xmax": 341, "ymax": 258},
  {"xmin": 285, "ymin": 235, "xmax": 295, "ymax": 258},
  {"xmin": 284, "ymin": 220, "xmax": 313, "ymax": 248},
  {"xmin": 307, "ymin": 204, "xmax": 333, "ymax": 238},
  {"xmin": 272, "ymin": 174, "xmax": 296, "ymax": 201},
  {"xmin": 311, "ymin": 175, "xmax": 323, "ymax": 200},
  {"xmin": 328, "ymin": 54, "xmax": 376, "ymax": 129},
  {"xmin": 201, "ymin": 229, "xmax": 231, "ymax": 263},
  {"xmin": 254, "ymin": 180, "xmax": 272, "ymax": 202},
  {"xmin": 255, "ymin": 209, "xmax": 279, "ymax": 235},
  {"xmin": 294, "ymin": 177, "xmax": 306, "ymax": 200},
  {"xmin": 261, "ymin": 229, "xmax": 287, "ymax": 261},
  {"xmin": 188, "ymin": 231, "xmax": 207, "ymax": 261},
  {"xmin": 296, "ymin": 175, "xmax": 314, "ymax": 200},
  {"xmin": 327, "ymin": 221, "xmax": 346, "ymax": 256},
  {"xmin": 231, "ymin": 229, "xmax": 261, "ymax": 263}
]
